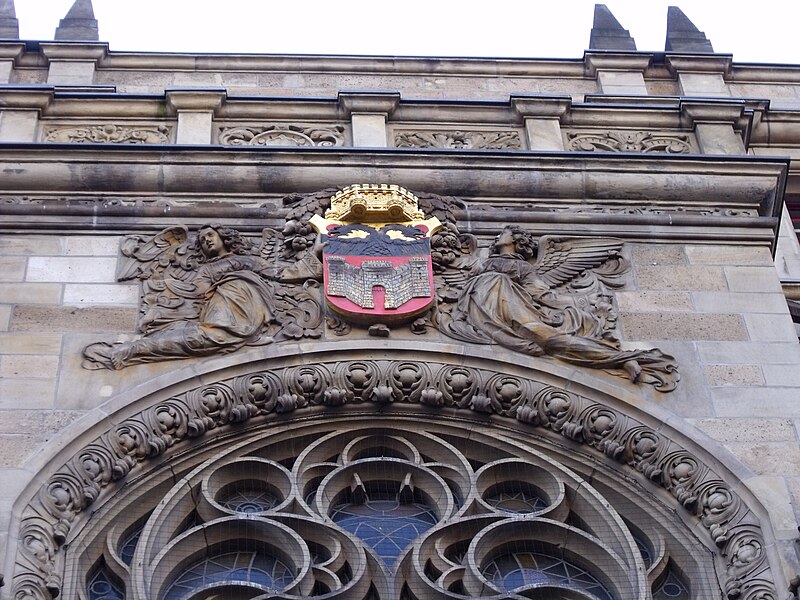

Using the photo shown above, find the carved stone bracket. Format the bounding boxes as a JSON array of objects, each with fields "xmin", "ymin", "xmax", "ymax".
[
  {"xmin": 43, "ymin": 124, "xmax": 172, "ymax": 144},
  {"xmin": 566, "ymin": 130, "xmax": 693, "ymax": 153},
  {"xmin": 12, "ymin": 357, "xmax": 777, "ymax": 599},
  {"xmin": 394, "ymin": 129, "xmax": 523, "ymax": 150}
]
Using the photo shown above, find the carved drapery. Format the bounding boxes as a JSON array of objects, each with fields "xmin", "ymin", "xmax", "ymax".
[
  {"xmin": 566, "ymin": 130, "xmax": 693, "ymax": 153},
  {"xmin": 394, "ymin": 129, "xmax": 523, "ymax": 150},
  {"xmin": 43, "ymin": 124, "xmax": 172, "ymax": 144},
  {"xmin": 11, "ymin": 354, "xmax": 778, "ymax": 599}
]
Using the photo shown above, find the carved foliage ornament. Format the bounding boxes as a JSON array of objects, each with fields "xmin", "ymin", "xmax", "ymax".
[
  {"xmin": 218, "ymin": 124, "xmax": 345, "ymax": 147},
  {"xmin": 566, "ymin": 130, "xmax": 693, "ymax": 153},
  {"xmin": 81, "ymin": 186, "xmax": 678, "ymax": 392},
  {"xmin": 13, "ymin": 359, "xmax": 774, "ymax": 599},
  {"xmin": 394, "ymin": 129, "xmax": 523, "ymax": 150},
  {"xmin": 43, "ymin": 124, "xmax": 172, "ymax": 144}
]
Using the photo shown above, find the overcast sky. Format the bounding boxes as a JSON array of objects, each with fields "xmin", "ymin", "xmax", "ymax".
[{"xmin": 14, "ymin": 0, "xmax": 800, "ymax": 64}]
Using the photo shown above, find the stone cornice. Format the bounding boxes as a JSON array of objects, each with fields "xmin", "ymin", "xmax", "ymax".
[
  {"xmin": 664, "ymin": 53, "xmax": 733, "ymax": 76},
  {"xmin": 337, "ymin": 90, "xmax": 400, "ymax": 116},
  {"xmin": 3, "ymin": 41, "xmax": 800, "ymax": 83},
  {"xmin": 679, "ymin": 99, "xmax": 749, "ymax": 125},
  {"xmin": 0, "ymin": 41, "xmax": 24, "ymax": 61},
  {"xmin": 510, "ymin": 94, "xmax": 572, "ymax": 120},
  {"xmin": 0, "ymin": 146, "xmax": 783, "ymax": 208},
  {"xmin": 165, "ymin": 88, "xmax": 227, "ymax": 114},
  {"xmin": 583, "ymin": 51, "xmax": 653, "ymax": 76},
  {"xmin": 38, "ymin": 41, "xmax": 108, "ymax": 62},
  {"xmin": 0, "ymin": 86, "xmax": 53, "ymax": 110}
]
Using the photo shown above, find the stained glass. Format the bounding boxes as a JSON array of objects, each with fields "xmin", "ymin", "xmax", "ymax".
[
  {"xmin": 483, "ymin": 551, "xmax": 615, "ymax": 599},
  {"xmin": 654, "ymin": 568, "xmax": 689, "ymax": 599},
  {"xmin": 162, "ymin": 550, "xmax": 294, "ymax": 600},
  {"xmin": 118, "ymin": 524, "xmax": 144, "ymax": 566},
  {"xmin": 331, "ymin": 490, "xmax": 438, "ymax": 566},
  {"xmin": 219, "ymin": 486, "xmax": 279, "ymax": 513},
  {"xmin": 87, "ymin": 566, "xmax": 124, "ymax": 600},
  {"xmin": 483, "ymin": 481, "xmax": 547, "ymax": 513}
]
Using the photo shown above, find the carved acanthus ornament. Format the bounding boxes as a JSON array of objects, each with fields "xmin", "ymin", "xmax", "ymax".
[
  {"xmin": 566, "ymin": 130, "xmax": 693, "ymax": 153},
  {"xmin": 218, "ymin": 124, "xmax": 345, "ymax": 146},
  {"xmin": 394, "ymin": 129, "xmax": 522, "ymax": 149},
  {"xmin": 12, "ymin": 357, "xmax": 776, "ymax": 599},
  {"xmin": 43, "ymin": 124, "xmax": 172, "ymax": 144}
]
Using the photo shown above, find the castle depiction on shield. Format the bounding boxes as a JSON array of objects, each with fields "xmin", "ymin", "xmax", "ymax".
[{"xmin": 310, "ymin": 185, "xmax": 442, "ymax": 323}]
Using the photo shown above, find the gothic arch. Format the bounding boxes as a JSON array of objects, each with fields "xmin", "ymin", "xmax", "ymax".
[{"xmin": 7, "ymin": 342, "xmax": 781, "ymax": 599}]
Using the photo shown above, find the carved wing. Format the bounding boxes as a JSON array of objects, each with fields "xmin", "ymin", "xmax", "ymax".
[
  {"xmin": 116, "ymin": 226, "xmax": 189, "ymax": 281},
  {"xmin": 534, "ymin": 236, "xmax": 626, "ymax": 289},
  {"xmin": 256, "ymin": 227, "xmax": 281, "ymax": 261}
]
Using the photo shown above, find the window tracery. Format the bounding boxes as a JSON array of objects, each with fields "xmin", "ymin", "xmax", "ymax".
[{"xmin": 66, "ymin": 420, "xmax": 713, "ymax": 600}]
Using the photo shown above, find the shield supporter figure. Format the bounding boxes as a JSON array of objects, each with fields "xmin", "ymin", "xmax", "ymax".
[{"xmin": 310, "ymin": 185, "xmax": 441, "ymax": 324}]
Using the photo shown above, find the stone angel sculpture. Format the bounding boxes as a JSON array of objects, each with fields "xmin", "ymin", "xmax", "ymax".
[
  {"xmin": 83, "ymin": 223, "xmax": 323, "ymax": 370},
  {"xmin": 434, "ymin": 225, "xmax": 679, "ymax": 391}
]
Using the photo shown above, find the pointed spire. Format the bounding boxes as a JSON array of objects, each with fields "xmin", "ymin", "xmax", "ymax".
[
  {"xmin": 54, "ymin": 0, "xmax": 99, "ymax": 41},
  {"xmin": 0, "ymin": 0, "xmax": 19, "ymax": 39},
  {"xmin": 589, "ymin": 4, "xmax": 637, "ymax": 51},
  {"xmin": 665, "ymin": 6, "xmax": 714, "ymax": 52}
]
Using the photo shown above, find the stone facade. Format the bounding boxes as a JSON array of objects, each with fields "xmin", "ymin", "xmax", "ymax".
[{"xmin": 2, "ymin": 3, "xmax": 800, "ymax": 599}]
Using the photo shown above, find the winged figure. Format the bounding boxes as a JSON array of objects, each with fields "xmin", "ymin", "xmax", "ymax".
[
  {"xmin": 83, "ymin": 223, "xmax": 323, "ymax": 370},
  {"xmin": 435, "ymin": 225, "xmax": 679, "ymax": 391}
]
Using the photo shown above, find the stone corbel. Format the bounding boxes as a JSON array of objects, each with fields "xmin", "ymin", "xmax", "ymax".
[
  {"xmin": 0, "ymin": 87, "xmax": 54, "ymax": 142},
  {"xmin": 166, "ymin": 88, "xmax": 227, "ymax": 145},
  {"xmin": 39, "ymin": 42, "xmax": 108, "ymax": 87},
  {"xmin": 338, "ymin": 91, "xmax": 400, "ymax": 147},
  {"xmin": 680, "ymin": 99, "xmax": 750, "ymax": 154},
  {"xmin": 584, "ymin": 52, "xmax": 653, "ymax": 96},
  {"xmin": 665, "ymin": 54, "xmax": 733, "ymax": 97},
  {"xmin": 510, "ymin": 94, "xmax": 572, "ymax": 150},
  {"xmin": 0, "ymin": 42, "xmax": 25, "ymax": 84}
]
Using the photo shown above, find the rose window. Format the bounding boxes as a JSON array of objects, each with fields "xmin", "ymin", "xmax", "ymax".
[{"xmin": 67, "ymin": 420, "xmax": 713, "ymax": 599}]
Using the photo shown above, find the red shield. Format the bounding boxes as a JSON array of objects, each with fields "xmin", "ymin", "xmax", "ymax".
[{"xmin": 322, "ymin": 223, "xmax": 435, "ymax": 323}]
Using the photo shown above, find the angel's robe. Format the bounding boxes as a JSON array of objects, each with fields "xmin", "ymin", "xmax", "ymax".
[
  {"xmin": 83, "ymin": 253, "xmax": 276, "ymax": 369},
  {"xmin": 446, "ymin": 252, "xmax": 677, "ymax": 385}
]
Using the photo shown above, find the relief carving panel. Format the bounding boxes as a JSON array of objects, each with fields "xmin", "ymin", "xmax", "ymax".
[
  {"xmin": 566, "ymin": 130, "xmax": 693, "ymax": 153},
  {"xmin": 218, "ymin": 124, "xmax": 346, "ymax": 146},
  {"xmin": 394, "ymin": 129, "xmax": 523, "ymax": 149},
  {"xmin": 43, "ymin": 124, "xmax": 172, "ymax": 144},
  {"xmin": 80, "ymin": 185, "xmax": 679, "ymax": 392}
]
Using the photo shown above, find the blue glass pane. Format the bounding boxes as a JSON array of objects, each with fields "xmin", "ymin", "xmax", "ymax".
[
  {"xmin": 633, "ymin": 534, "xmax": 653, "ymax": 569},
  {"xmin": 331, "ymin": 496, "xmax": 438, "ymax": 566},
  {"xmin": 483, "ymin": 482, "xmax": 547, "ymax": 514},
  {"xmin": 118, "ymin": 524, "xmax": 144, "ymax": 566},
  {"xmin": 162, "ymin": 551, "xmax": 294, "ymax": 600},
  {"xmin": 220, "ymin": 487, "xmax": 279, "ymax": 513},
  {"xmin": 483, "ymin": 551, "xmax": 615, "ymax": 600},
  {"xmin": 654, "ymin": 568, "xmax": 689, "ymax": 599},
  {"xmin": 87, "ymin": 566, "xmax": 124, "ymax": 600}
]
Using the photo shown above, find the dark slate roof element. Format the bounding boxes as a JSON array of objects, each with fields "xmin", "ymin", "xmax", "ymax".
[
  {"xmin": 665, "ymin": 6, "xmax": 714, "ymax": 52},
  {"xmin": 589, "ymin": 4, "xmax": 637, "ymax": 51},
  {"xmin": 54, "ymin": 0, "xmax": 99, "ymax": 41},
  {"xmin": 0, "ymin": 0, "xmax": 19, "ymax": 39}
]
